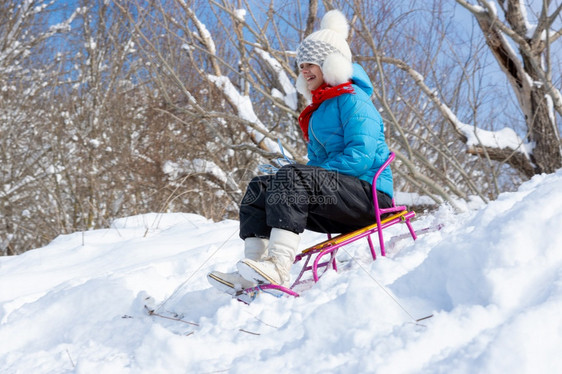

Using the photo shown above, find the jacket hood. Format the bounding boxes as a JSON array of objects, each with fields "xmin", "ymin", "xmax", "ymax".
[{"xmin": 350, "ymin": 63, "xmax": 373, "ymax": 97}]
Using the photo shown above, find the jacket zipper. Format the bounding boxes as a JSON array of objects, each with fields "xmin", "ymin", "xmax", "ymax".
[{"xmin": 309, "ymin": 117, "xmax": 328, "ymax": 156}]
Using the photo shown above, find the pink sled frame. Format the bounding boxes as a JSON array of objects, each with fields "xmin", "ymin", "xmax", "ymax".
[{"xmin": 242, "ymin": 152, "xmax": 417, "ymax": 298}]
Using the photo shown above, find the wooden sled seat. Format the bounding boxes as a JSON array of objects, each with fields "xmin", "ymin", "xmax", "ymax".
[{"xmin": 292, "ymin": 209, "xmax": 416, "ymax": 286}]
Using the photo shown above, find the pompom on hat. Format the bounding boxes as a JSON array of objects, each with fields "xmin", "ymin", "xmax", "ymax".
[{"xmin": 296, "ymin": 10, "xmax": 354, "ymax": 99}]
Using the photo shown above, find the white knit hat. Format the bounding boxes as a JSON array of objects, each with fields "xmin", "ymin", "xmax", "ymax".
[{"xmin": 296, "ymin": 10, "xmax": 353, "ymax": 99}]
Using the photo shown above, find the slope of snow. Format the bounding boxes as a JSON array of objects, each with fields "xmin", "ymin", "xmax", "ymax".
[{"xmin": 1, "ymin": 170, "xmax": 562, "ymax": 373}]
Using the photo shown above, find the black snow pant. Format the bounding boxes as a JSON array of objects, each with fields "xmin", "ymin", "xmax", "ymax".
[{"xmin": 239, "ymin": 164, "xmax": 392, "ymax": 239}]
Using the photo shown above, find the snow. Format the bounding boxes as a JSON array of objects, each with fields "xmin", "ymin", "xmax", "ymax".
[
  {"xmin": 515, "ymin": 0, "xmax": 539, "ymax": 39},
  {"xmin": 1, "ymin": 170, "xmax": 562, "ymax": 373},
  {"xmin": 459, "ymin": 123, "xmax": 534, "ymax": 156},
  {"xmin": 88, "ymin": 139, "xmax": 100, "ymax": 148},
  {"xmin": 430, "ymin": 89, "xmax": 533, "ymax": 158},
  {"xmin": 208, "ymin": 75, "xmax": 258, "ymax": 123},
  {"xmin": 235, "ymin": 9, "xmax": 247, "ymax": 22},
  {"xmin": 395, "ymin": 191, "xmax": 442, "ymax": 207},
  {"xmin": 256, "ymin": 48, "xmax": 298, "ymax": 110},
  {"xmin": 207, "ymin": 74, "xmax": 281, "ymax": 154},
  {"xmin": 191, "ymin": 13, "xmax": 215, "ymax": 55},
  {"xmin": 162, "ymin": 158, "xmax": 231, "ymax": 184}
]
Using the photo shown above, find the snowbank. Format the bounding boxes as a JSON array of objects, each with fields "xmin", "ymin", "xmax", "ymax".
[{"xmin": 1, "ymin": 170, "xmax": 562, "ymax": 373}]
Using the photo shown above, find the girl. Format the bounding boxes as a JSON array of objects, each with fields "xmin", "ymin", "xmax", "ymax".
[{"xmin": 208, "ymin": 9, "xmax": 393, "ymax": 295}]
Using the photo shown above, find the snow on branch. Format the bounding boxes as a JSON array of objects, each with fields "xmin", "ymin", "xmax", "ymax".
[
  {"xmin": 207, "ymin": 74, "xmax": 279, "ymax": 153},
  {"xmin": 176, "ymin": 6, "xmax": 222, "ymax": 76},
  {"xmin": 185, "ymin": 8, "xmax": 216, "ymax": 56},
  {"xmin": 384, "ymin": 56, "xmax": 533, "ymax": 159},
  {"xmin": 162, "ymin": 158, "xmax": 236, "ymax": 188},
  {"xmin": 48, "ymin": 7, "xmax": 79, "ymax": 33},
  {"xmin": 178, "ymin": 7, "xmax": 291, "ymax": 157},
  {"xmin": 1, "ymin": 165, "xmax": 65, "ymax": 199},
  {"xmin": 458, "ymin": 123, "xmax": 533, "ymax": 157},
  {"xmin": 255, "ymin": 48, "xmax": 298, "ymax": 111},
  {"xmin": 0, "ymin": 3, "xmax": 79, "ymax": 68}
]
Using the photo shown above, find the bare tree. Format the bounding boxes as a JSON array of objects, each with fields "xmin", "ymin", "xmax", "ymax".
[
  {"xmin": 3, "ymin": 0, "xmax": 561, "ymax": 255},
  {"xmin": 97, "ymin": 0, "xmax": 562, "ymax": 213},
  {"xmin": 0, "ymin": 0, "xmax": 77, "ymax": 254},
  {"xmin": 336, "ymin": 0, "xmax": 561, "ymax": 204},
  {"xmin": 455, "ymin": 0, "xmax": 562, "ymax": 176},
  {"xmin": 113, "ymin": 0, "xmax": 308, "ymax": 218}
]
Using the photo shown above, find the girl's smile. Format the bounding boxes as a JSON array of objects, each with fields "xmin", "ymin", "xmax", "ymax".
[{"xmin": 300, "ymin": 63, "xmax": 324, "ymax": 91}]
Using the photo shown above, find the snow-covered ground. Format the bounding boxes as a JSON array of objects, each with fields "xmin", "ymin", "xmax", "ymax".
[{"xmin": 1, "ymin": 169, "xmax": 562, "ymax": 373}]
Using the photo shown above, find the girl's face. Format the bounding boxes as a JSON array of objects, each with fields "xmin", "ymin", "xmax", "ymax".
[{"xmin": 300, "ymin": 63, "xmax": 324, "ymax": 91}]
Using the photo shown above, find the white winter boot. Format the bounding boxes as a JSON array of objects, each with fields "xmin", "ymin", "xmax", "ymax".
[
  {"xmin": 207, "ymin": 237, "xmax": 269, "ymax": 296},
  {"xmin": 243, "ymin": 237, "xmax": 269, "ymax": 261},
  {"xmin": 207, "ymin": 271, "xmax": 256, "ymax": 296},
  {"xmin": 237, "ymin": 228, "xmax": 300, "ymax": 287}
]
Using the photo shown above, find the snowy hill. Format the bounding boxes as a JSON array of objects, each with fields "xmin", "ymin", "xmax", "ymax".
[{"xmin": 1, "ymin": 169, "xmax": 562, "ymax": 373}]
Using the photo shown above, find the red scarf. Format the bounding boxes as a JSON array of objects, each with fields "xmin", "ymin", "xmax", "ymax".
[{"xmin": 298, "ymin": 82, "xmax": 355, "ymax": 142}]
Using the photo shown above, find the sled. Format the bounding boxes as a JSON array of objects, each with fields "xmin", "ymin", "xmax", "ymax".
[{"xmin": 238, "ymin": 152, "xmax": 418, "ymax": 300}]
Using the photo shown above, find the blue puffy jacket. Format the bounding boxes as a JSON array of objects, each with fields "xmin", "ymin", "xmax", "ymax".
[{"xmin": 306, "ymin": 63, "xmax": 393, "ymax": 198}]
